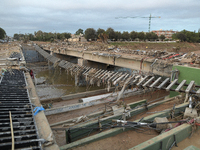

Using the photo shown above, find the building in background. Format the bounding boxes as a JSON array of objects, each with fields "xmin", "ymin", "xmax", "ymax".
[
  {"xmin": 68, "ymin": 33, "xmax": 87, "ymax": 42},
  {"xmin": 152, "ymin": 29, "xmax": 177, "ymax": 40}
]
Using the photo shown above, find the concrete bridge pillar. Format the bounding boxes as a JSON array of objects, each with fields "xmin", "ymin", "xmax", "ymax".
[
  {"xmin": 75, "ymin": 74, "xmax": 79, "ymax": 86},
  {"xmin": 78, "ymin": 58, "xmax": 87, "ymax": 66},
  {"xmin": 78, "ymin": 58, "xmax": 107, "ymax": 70}
]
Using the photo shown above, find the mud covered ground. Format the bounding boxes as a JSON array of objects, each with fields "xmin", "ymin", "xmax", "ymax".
[
  {"xmin": 51, "ymin": 90, "xmax": 169, "ymax": 146},
  {"xmin": 27, "ymin": 62, "xmax": 103, "ymax": 101},
  {"xmin": 69, "ymin": 99, "xmax": 184, "ymax": 150}
]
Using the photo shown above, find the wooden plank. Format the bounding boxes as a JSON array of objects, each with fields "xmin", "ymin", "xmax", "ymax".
[{"xmin": 9, "ymin": 111, "xmax": 14, "ymax": 150}]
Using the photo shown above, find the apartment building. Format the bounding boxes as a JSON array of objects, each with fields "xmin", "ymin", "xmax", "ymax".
[{"xmin": 152, "ymin": 29, "xmax": 177, "ymax": 39}]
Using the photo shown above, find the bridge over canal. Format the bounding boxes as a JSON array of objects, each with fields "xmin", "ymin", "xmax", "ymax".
[{"xmin": 34, "ymin": 44, "xmax": 173, "ymax": 77}]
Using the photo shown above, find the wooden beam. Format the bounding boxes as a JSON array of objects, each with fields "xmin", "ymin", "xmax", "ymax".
[{"xmin": 9, "ymin": 111, "xmax": 14, "ymax": 150}]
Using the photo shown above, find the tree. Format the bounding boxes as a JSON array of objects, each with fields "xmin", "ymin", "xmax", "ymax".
[
  {"xmin": 106, "ymin": 27, "xmax": 115, "ymax": 40},
  {"xmin": 138, "ymin": 32, "xmax": 145, "ymax": 41},
  {"xmin": 62, "ymin": 32, "xmax": 71, "ymax": 40},
  {"xmin": 122, "ymin": 31, "xmax": 130, "ymax": 41},
  {"xmin": 146, "ymin": 32, "xmax": 158, "ymax": 41},
  {"xmin": 151, "ymin": 32, "xmax": 158, "ymax": 40},
  {"xmin": 97, "ymin": 28, "xmax": 106, "ymax": 42},
  {"xmin": 159, "ymin": 35, "xmax": 165, "ymax": 41},
  {"xmin": 130, "ymin": 31, "xmax": 138, "ymax": 41},
  {"xmin": 13, "ymin": 34, "xmax": 25, "ymax": 41},
  {"xmin": 198, "ymin": 29, "xmax": 200, "ymax": 38},
  {"xmin": 97, "ymin": 28, "xmax": 105, "ymax": 36},
  {"xmin": 35, "ymin": 30, "xmax": 43, "ymax": 41},
  {"xmin": 172, "ymin": 33, "xmax": 178, "ymax": 40},
  {"xmin": 114, "ymin": 31, "xmax": 122, "ymax": 41},
  {"xmin": 28, "ymin": 33, "xmax": 34, "ymax": 41},
  {"xmin": 176, "ymin": 32, "xmax": 187, "ymax": 42},
  {"xmin": 172, "ymin": 30, "xmax": 200, "ymax": 42},
  {"xmin": 185, "ymin": 31, "xmax": 199, "ymax": 43},
  {"xmin": 75, "ymin": 29, "xmax": 84, "ymax": 35},
  {"xmin": 13, "ymin": 34, "xmax": 20, "ymax": 40},
  {"xmin": 84, "ymin": 28, "xmax": 96, "ymax": 41},
  {"xmin": 145, "ymin": 32, "xmax": 152, "ymax": 41},
  {"xmin": 23, "ymin": 34, "xmax": 29, "ymax": 43},
  {"xmin": 42, "ymin": 32, "xmax": 49, "ymax": 41},
  {"xmin": 57, "ymin": 33, "xmax": 65, "ymax": 40},
  {"xmin": 98, "ymin": 32, "xmax": 108, "ymax": 43},
  {"xmin": 19, "ymin": 34, "xmax": 25, "ymax": 40},
  {"xmin": 0, "ymin": 27, "xmax": 6, "ymax": 39}
]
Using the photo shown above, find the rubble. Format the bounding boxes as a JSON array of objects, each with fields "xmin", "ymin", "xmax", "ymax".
[
  {"xmin": 153, "ymin": 117, "xmax": 172, "ymax": 132},
  {"xmin": 5, "ymin": 41, "xmax": 200, "ymax": 149},
  {"xmin": 34, "ymin": 40, "xmax": 200, "ymax": 69},
  {"xmin": 184, "ymin": 107, "xmax": 198, "ymax": 118}
]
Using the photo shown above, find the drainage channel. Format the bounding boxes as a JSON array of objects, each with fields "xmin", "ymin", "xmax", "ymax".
[{"xmin": 0, "ymin": 69, "xmax": 42, "ymax": 150}]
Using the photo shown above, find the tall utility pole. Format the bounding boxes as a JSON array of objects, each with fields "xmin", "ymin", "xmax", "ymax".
[{"xmin": 115, "ymin": 14, "xmax": 161, "ymax": 32}]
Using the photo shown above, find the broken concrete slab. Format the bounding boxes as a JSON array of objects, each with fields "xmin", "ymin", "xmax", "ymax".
[
  {"xmin": 79, "ymin": 88, "xmax": 137, "ymax": 103},
  {"xmin": 60, "ymin": 87, "xmax": 115, "ymax": 101},
  {"xmin": 184, "ymin": 107, "xmax": 198, "ymax": 118},
  {"xmin": 45, "ymin": 89, "xmax": 148, "ymax": 116}
]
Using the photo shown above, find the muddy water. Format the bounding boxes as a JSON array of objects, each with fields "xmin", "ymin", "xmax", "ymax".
[{"xmin": 35, "ymin": 67, "xmax": 104, "ymax": 100}]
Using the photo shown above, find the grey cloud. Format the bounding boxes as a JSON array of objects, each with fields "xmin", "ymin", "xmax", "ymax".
[{"xmin": 0, "ymin": 0, "xmax": 200, "ymax": 36}]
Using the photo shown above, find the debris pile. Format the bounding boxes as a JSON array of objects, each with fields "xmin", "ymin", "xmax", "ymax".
[
  {"xmin": 112, "ymin": 99, "xmax": 199, "ymax": 135},
  {"xmin": 35, "ymin": 40, "xmax": 200, "ymax": 68}
]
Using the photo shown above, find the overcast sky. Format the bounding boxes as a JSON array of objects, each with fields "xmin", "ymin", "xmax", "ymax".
[{"xmin": 1, "ymin": 0, "xmax": 200, "ymax": 36}]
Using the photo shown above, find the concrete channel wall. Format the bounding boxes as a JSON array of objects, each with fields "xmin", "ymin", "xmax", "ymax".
[
  {"xmin": 66, "ymin": 99, "xmax": 147, "ymax": 143},
  {"xmin": 131, "ymin": 123, "xmax": 193, "ymax": 150},
  {"xmin": 22, "ymin": 45, "xmax": 46, "ymax": 63},
  {"xmin": 60, "ymin": 101, "xmax": 189, "ymax": 150},
  {"xmin": 130, "ymin": 103, "xmax": 191, "ymax": 150},
  {"xmin": 25, "ymin": 72, "xmax": 60, "ymax": 150},
  {"xmin": 18, "ymin": 45, "xmax": 59, "ymax": 149}
]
